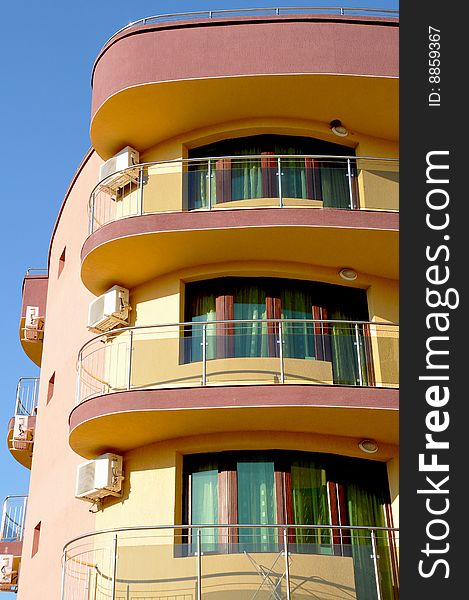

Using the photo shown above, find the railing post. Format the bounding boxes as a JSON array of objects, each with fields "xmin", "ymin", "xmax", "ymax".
[
  {"xmin": 277, "ymin": 157, "xmax": 283, "ymax": 208},
  {"xmin": 0, "ymin": 499, "xmax": 6, "ymax": 541},
  {"xmin": 127, "ymin": 330, "xmax": 134, "ymax": 391},
  {"xmin": 283, "ymin": 527, "xmax": 292, "ymax": 600},
  {"xmin": 370, "ymin": 529, "xmax": 383, "ymax": 600},
  {"xmin": 278, "ymin": 321, "xmax": 285, "ymax": 384},
  {"xmin": 347, "ymin": 158, "xmax": 355, "ymax": 209},
  {"xmin": 89, "ymin": 192, "xmax": 96, "ymax": 235},
  {"xmin": 60, "ymin": 550, "xmax": 67, "ymax": 600},
  {"xmin": 33, "ymin": 377, "xmax": 39, "ymax": 414},
  {"xmin": 76, "ymin": 355, "xmax": 82, "ymax": 406},
  {"xmin": 20, "ymin": 496, "xmax": 27, "ymax": 540},
  {"xmin": 139, "ymin": 166, "xmax": 144, "ymax": 215},
  {"xmin": 196, "ymin": 528, "xmax": 202, "ymax": 600},
  {"xmin": 354, "ymin": 323, "xmax": 364, "ymax": 386},
  {"xmin": 111, "ymin": 533, "xmax": 118, "ymax": 600},
  {"xmin": 201, "ymin": 324, "xmax": 207, "ymax": 385},
  {"xmin": 14, "ymin": 379, "xmax": 21, "ymax": 415},
  {"xmin": 207, "ymin": 159, "xmax": 212, "ymax": 210}
]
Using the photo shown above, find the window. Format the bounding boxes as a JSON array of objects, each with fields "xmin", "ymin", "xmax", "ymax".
[
  {"xmin": 188, "ymin": 135, "xmax": 357, "ymax": 209},
  {"xmin": 31, "ymin": 521, "xmax": 41, "ymax": 557},
  {"xmin": 184, "ymin": 450, "xmax": 396, "ymax": 600},
  {"xmin": 46, "ymin": 372, "xmax": 55, "ymax": 404},
  {"xmin": 58, "ymin": 247, "xmax": 66, "ymax": 277},
  {"xmin": 184, "ymin": 277, "xmax": 374, "ymax": 386}
]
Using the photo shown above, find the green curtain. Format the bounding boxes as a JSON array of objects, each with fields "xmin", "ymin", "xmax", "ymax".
[
  {"xmin": 188, "ymin": 161, "xmax": 214, "ymax": 209},
  {"xmin": 280, "ymin": 286, "xmax": 315, "ymax": 360},
  {"xmin": 291, "ymin": 459, "xmax": 331, "ymax": 550},
  {"xmin": 237, "ymin": 459, "xmax": 277, "ymax": 552},
  {"xmin": 188, "ymin": 292, "xmax": 216, "ymax": 362},
  {"xmin": 191, "ymin": 467, "xmax": 219, "ymax": 552},
  {"xmin": 233, "ymin": 283, "xmax": 268, "ymax": 357},
  {"xmin": 329, "ymin": 308, "xmax": 368, "ymax": 386},
  {"xmin": 320, "ymin": 161, "xmax": 352, "ymax": 208},
  {"xmin": 346, "ymin": 482, "xmax": 395, "ymax": 600},
  {"xmin": 230, "ymin": 147, "xmax": 264, "ymax": 202}
]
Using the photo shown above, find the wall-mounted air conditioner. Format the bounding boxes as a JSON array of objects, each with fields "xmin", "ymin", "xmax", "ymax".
[
  {"xmin": 99, "ymin": 146, "xmax": 140, "ymax": 184},
  {"xmin": 22, "ymin": 306, "xmax": 44, "ymax": 342},
  {"xmin": 87, "ymin": 285, "xmax": 130, "ymax": 333},
  {"xmin": 0, "ymin": 555, "xmax": 13, "ymax": 585},
  {"xmin": 12, "ymin": 415, "xmax": 33, "ymax": 451},
  {"xmin": 75, "ymin": 453, "xmax": 124, "ymax": 502}
]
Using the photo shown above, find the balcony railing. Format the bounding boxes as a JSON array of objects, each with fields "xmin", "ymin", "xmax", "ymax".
[
  {"xmin": 104, "ymin": 6, "xmax": 399, "ymax": 49},
  {"xmin": 77, "ymin": 319, "xmax": 398, "ymax": 404},
  {"xmin": 0, "ymin": 496, "xmax": 28, "ymax": 544},
  {"xmin": 14, "ymin": 377, "xmax": 39, "ymax": 417},
  {"xmin": 62, "ymin": 523, "xmax": 399, "ymax": 600},
  {"xmin": 89, "ymin": 155, "xmax": 399, "ymax": 234}
]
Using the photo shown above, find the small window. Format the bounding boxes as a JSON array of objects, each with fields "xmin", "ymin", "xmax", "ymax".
[
  {"xmin": 58, "ymin": 247, "xmax": 66, "ymax": 277},
  {"xmin": 46, "ymin": 373, "xmax": 55, "ymax": 404},
  {"xmin": 31, "ymin": 521, "xmax": 41, "ymax": 557}
]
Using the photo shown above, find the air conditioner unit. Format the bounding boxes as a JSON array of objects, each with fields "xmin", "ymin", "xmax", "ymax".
[
  {"xmin": 75, "ymin": 453, "xmax": 124, "ymax": 502},
  {"xmin": 12, "ymin": 415, "xmax": 33, "ymax": 451},
  {"xmin": 87, "ymin": 285, "xmax": 130, "ymax": 333},
  {"xmin": 0, "ymin": 555, "xmax": 13, "ymax": 585},
  {"xmin": 23, "ymin": 306, "xmax": 44, "ymax": 341},
  {"xmin": 99, "ymin": 146, "xmax": 140, "ymax": 183}
]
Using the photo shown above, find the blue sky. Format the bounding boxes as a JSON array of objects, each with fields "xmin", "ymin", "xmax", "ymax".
[{"xmin": 0, "ymin": 1, "xmax": 398, "ymax": 594}]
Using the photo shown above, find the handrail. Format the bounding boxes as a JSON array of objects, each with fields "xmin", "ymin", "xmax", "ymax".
[
  {"xmin": 25, "ymin": 267, "xmax": 48, "ymax": 276},
  {"xmin": 78, "ymin": 317, "xmax": 398, "ymax": 357},
  {"xmin": 61, "ymin": 522, "xmax": 399, "ymax": 600},
  {"xmin": 14, "ymin": 377, "xmax": 40, "ymax": 416},
  {"xmin": 76, "ymin": 318, "xmax": 398, "ymax": 403},
  {"xmin": 63, "ymin": 522, "xmax": 399, "ymax": 551},
  {"xmin": 91, "ymin": 154, "xmax": 399, "ymax": 199},
  {"xmin": 103, "ymin": 6, "xmax": 399, "ymax": 50},
  {"xmin": 0, "ymin": 495, "xmax": 28, "ymax": 543},
  {"xmin": 89, "ymin": 154, "xmax": 399, "ymax": 233}
]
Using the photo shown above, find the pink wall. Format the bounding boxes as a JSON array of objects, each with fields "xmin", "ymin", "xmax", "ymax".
[
  {"xmin": 16, "ymin": 153, "xmax": 101, "ymax": 599},
  {"xmin": 21, "ymin": 276, "xmax": 48, "ymax": 318},
  {"xmin": 92, "ymin": 15, "xmax": 398, "ymax": 115}
]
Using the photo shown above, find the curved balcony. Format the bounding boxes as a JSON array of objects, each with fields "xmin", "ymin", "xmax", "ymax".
[
  {"xmin": 62, "ymin": 523, "xmax": 399, "ymax": 600},
  {"xmin": 7, "ymin": 377, "xmax": 39, "ymax": 469},
  {"xmin": 0, "ymin": 495, "xmax": 28, "ymax": 593},
  {"xmin": 19, "ymin": 269, "xmax": 48, "ymax": 366},
  {"xmin": 82, "ymin": 156, "xmax": 399, "ymax": 293},
  {"xmin": 91, "ymin": 12, "xmax": 398, "ymax": 157},
  {"xmin": 70, "ymin": 319, "xmax": 398, "ymax": 456}
]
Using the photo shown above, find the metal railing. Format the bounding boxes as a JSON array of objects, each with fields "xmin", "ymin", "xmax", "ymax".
[
  {"xmin": 25, "ymin": 267, "xmax": 48, "ymax": 277},
  {"xmin": 62, "ymin": 523, "xmax": 399, "ymax": 600},
  {"xmin": 0, "ymin": 496, "xmax": 28, "ymax": 543},
  {"xmin": 103, "ymin": 6, "xmax": 399, "ymax": 48},
  {"xmin": 14, "ymin": 377, "xmax": 39, "ymax": 417},
  {"xmin": 77, "ymin": 319, "xmax": 398, "ymax": 404},
  {"xmin": 89, "ymin": 155, "xmax": 399, "ymax": 234}
]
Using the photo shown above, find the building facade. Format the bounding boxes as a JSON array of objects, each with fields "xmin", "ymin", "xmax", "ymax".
[{"xmin": 4, "ymin": 8, "xmax": 399, "ymax": 599}]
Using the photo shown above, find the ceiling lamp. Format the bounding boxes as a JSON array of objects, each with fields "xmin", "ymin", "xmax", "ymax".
[
  {"xmin": 359, "ymin": 439, "xmax": 379, "ymax": 454},
  {"xmin": 330, "ymin": 119, "xmax": 349, "ymax": 137},
  {"xmin": 338, "ymin": 268, "xmax": 358, "ymax": 281}
]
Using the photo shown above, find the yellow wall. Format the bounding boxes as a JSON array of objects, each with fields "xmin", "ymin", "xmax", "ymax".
[
  {"xmin": 92, "ymin": 118, "xmax": 399, "ymax": 222},
  {"xmin": 131, "ymin": 261, "xmax": 398, "ymax": 326},
  {"xmin": 96, "ymin": 431, "xmax": 399, "ymax": 531}
]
